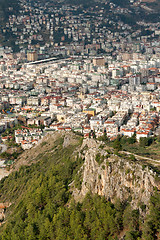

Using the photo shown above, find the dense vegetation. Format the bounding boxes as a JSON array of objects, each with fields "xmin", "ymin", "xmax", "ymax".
[
  {"xmin": 0, "ymin": 0, "xmax": 19, "ymax": 50},
  {"xmin": 0, "ymin": 0, "xmax": 19, "ymax": 19},
  {"xmin": 0, "ymin": 134, "xmax": 159, "ymax": 239}
]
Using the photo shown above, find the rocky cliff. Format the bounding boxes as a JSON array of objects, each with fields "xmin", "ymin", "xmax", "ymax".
[{"xmin": 73, "ymin": 138, "xmax": 159, "ymax": 208}]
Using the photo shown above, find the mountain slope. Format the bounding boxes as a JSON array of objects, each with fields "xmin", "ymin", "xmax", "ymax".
[{"xmin": 0, "ymin": 133, "xmax": 159, "ymax": 240}]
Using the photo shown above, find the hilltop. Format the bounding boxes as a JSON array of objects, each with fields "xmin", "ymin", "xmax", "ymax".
[{"xmin": 0, "ymin": 132, "xmax": 159, "ymax": 239}]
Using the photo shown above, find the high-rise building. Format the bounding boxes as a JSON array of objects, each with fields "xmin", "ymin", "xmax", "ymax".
[{"xmin": 27, "ymin": 51, "xmax": 38, "ymax": 62}]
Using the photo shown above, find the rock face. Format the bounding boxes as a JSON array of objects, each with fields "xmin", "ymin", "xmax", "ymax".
[{"xmin": 73, "ymin": 139, "xmax": 159, "ymax": 208}]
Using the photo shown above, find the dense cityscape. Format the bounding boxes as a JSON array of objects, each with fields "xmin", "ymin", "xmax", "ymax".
[{"xmin": 0, "ymin": 35, "xmax": 160, "ymax": 150}]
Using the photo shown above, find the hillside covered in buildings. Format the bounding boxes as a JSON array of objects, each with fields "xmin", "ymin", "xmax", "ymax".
[{"xmin": 0, "ymin": 0, "xmax": 160, "ymax": 51}]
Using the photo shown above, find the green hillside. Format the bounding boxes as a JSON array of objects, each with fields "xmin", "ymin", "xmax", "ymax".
[
  {"xmin": 0, "ymin": 0, "xmax": 19, "ymax": 20},
  {"xmin": 0, "ymin": 133, "xmax": 159, "ymax": 240},
  {"xmin": 0, "ymin": 0, "xmax": 19, "ymax": 48}
]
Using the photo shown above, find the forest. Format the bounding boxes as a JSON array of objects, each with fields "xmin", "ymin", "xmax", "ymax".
[{"xmin": 0, "ymin": 134, "xmax": 159, "ymax": 239}]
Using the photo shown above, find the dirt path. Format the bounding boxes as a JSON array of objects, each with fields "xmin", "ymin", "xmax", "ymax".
[{"xmin": 121, "ymin": 151, "xmax": 160, "ymax": 163}]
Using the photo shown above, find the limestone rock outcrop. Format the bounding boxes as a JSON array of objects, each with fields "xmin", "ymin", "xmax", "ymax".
[{"xmin": 73, "ymin": 139, "xmax": 159, "ymax": 208}]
